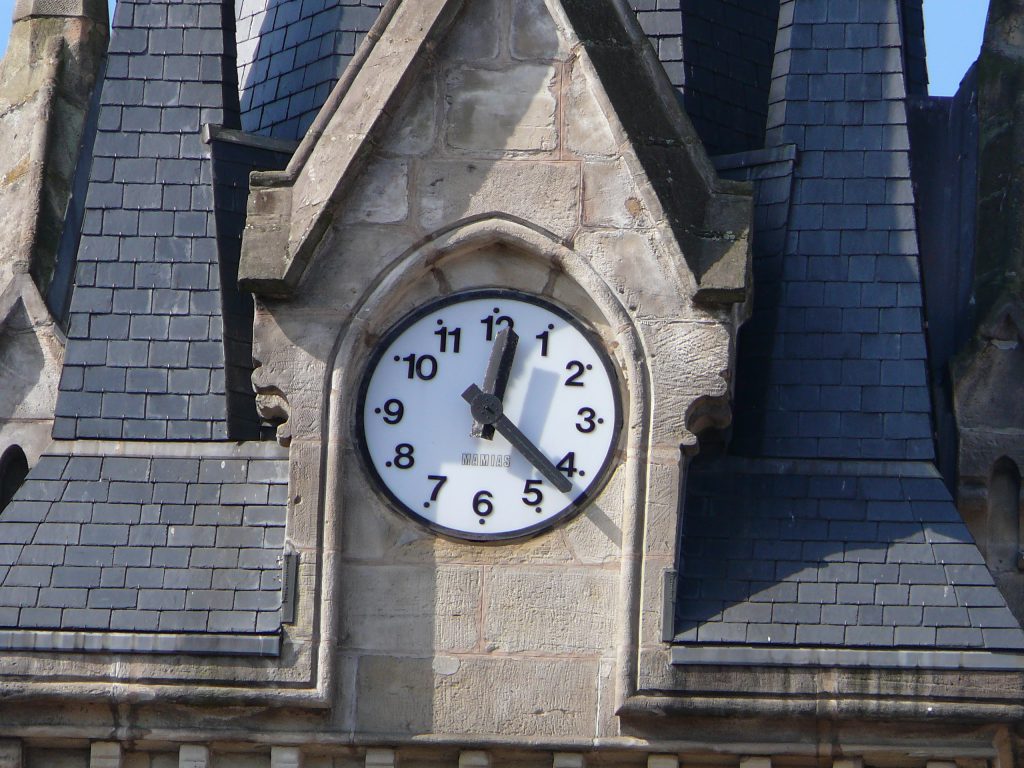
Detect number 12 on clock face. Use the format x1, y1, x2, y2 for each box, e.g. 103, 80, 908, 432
357, 290, 622, 541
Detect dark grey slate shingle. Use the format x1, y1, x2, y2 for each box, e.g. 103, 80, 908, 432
677, 458, 1024, 651
729, 0, 934, 461
0, 452, 287, 635
53, 0, 246, 441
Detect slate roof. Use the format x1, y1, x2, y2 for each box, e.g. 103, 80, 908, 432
678, 458, 1024, 650
52, 0, 246, 442
730, 0, 934, 462
0, 451, 287, 634
0, 0, 291, 648
675, 0, 1024, 657
235, 0, 773, 156
237, 0, 384, 140
669, 0, 780, 155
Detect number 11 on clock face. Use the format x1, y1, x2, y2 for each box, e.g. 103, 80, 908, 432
357, 290, 621, 541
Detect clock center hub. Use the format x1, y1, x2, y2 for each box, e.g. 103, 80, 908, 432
467, 391, 503, 425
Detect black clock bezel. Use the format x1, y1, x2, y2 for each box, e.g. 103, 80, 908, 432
354, 288, 624, 543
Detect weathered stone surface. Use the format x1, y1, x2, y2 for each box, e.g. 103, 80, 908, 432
270, 748, 303, 768
0, 8, 107, 290
511, 0, 564, 61
355, 655, 599, 736
418, 161, 580, 236
440, 0, 500, 62
339, 565, 481, 653
234, 0, 748, 744
382, 76, 439, 158
0, 742, 21, 768
13, 0, 106, 20
25, 751, 86, 768
341, 161, 410, 225
445, 66, 559, 153
582, 160, 651, 228
483, 568, 617, 654
178, 746, 208, 768
90, 743, 121, 768
565, 58, 618, 158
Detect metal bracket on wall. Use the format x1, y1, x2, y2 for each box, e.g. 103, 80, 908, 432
661, 569, 677, 643
281, 549, 299, 625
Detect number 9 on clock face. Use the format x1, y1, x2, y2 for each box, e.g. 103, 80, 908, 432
356, 290, 622, 541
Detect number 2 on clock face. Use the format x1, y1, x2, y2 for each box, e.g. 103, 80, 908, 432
357, 290, 622, 541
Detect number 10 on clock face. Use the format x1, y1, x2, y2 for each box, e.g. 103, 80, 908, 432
357, 291, 622, 541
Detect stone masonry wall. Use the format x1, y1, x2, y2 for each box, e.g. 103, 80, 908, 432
246, 0, 740, 740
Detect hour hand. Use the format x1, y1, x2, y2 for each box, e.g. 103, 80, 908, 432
462, 384, 572, 493
472, 327, 518, 440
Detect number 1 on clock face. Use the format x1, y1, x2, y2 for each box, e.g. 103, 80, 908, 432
358, 291, 621, 541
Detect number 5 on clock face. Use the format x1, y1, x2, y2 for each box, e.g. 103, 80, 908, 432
356, 290, 623, 542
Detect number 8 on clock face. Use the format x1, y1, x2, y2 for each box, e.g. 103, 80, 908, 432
356, 290, 623, 541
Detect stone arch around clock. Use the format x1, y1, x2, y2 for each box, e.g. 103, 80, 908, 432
312, 212, 741, 720
323, 215, 650, 544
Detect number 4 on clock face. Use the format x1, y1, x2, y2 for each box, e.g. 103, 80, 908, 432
357, 289, 622, 542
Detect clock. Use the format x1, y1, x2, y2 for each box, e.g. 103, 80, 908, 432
356, 289, 622, 541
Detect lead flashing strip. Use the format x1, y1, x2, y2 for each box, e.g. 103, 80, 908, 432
711, 144, 798, 173
202, 124, 301, 155
0, 630, 281, 657
671, 645, 1024, 671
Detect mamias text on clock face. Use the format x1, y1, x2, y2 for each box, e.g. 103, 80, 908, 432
357, 290, 622, 541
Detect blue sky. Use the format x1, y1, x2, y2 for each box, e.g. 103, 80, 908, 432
0, 1, 993, 99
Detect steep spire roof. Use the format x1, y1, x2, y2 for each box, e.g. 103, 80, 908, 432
52, 0, 243, 441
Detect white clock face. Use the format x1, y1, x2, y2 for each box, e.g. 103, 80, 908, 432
357, 290, 622, 541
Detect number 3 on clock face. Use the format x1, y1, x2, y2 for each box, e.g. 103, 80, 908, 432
356, 289, 623, 541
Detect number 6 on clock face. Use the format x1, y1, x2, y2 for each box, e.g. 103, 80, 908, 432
356, 289, 623, 541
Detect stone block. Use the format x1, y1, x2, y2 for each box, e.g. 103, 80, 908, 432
439, 0, 500, 62
740, 759, 771, 768
0, 741, 22, 768
511, 0, 564, 61
340, 160, 409, 225
355, 655, 598, 737
178, 746, 208, 768
832, 760, 863, 768
565, 58, 618, 157
364, 750, 395, 768
383, 75, 438, 157
561, 466, 625, 564
90, 743, 121, 768
270, 749, 302, 768
483, 567, 617, 653
339, 564, 481, 653
574, 231, 688, 323
552, 755, 584, 768
418, 161, 580, 238
445, 66, 558, 152
458, 754, 489, 768
437, 244, 552, 297
582, 160, 651, 228
23, 750, 86, 768
647, 756, 677, 768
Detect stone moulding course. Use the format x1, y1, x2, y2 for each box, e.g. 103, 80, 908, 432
0, 630, 281, 657
12, 0, 107, 21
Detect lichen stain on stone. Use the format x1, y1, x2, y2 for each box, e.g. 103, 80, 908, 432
0, 155, 31, 188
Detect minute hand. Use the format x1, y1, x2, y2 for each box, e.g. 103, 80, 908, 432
461, 384, 572, 493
